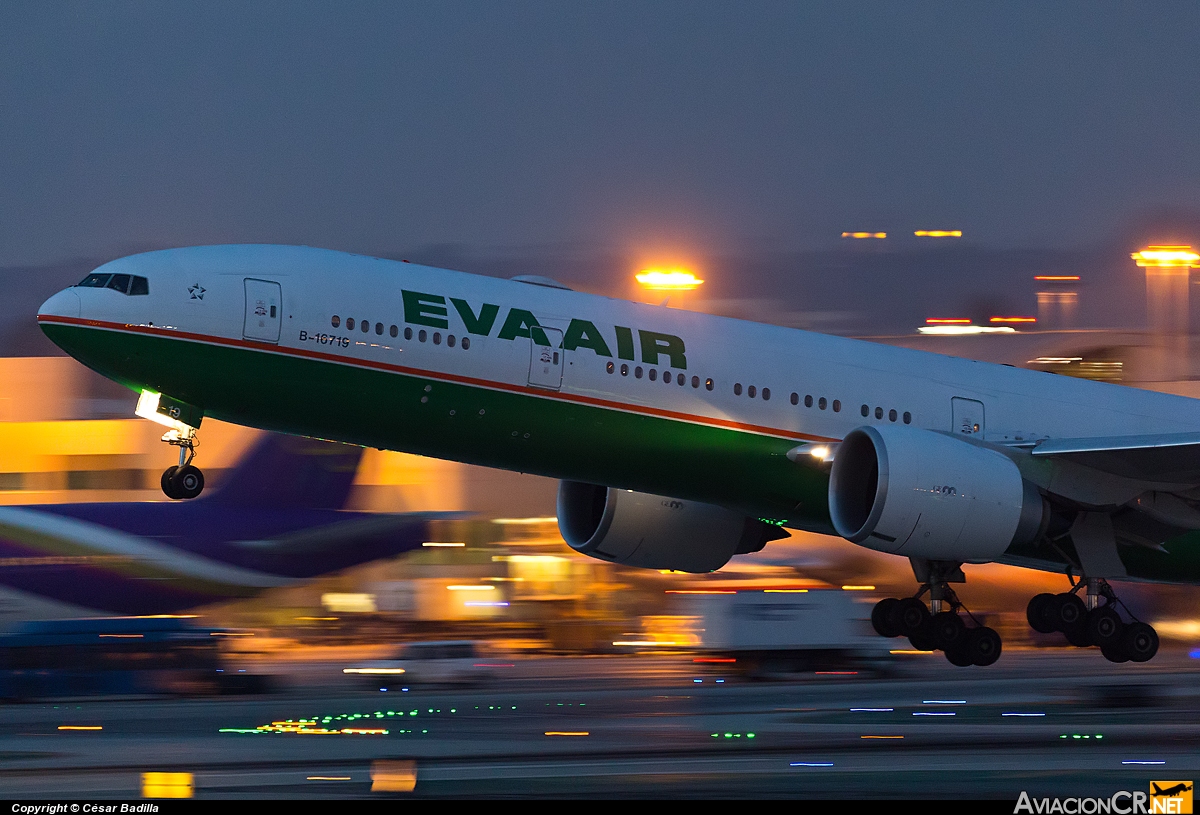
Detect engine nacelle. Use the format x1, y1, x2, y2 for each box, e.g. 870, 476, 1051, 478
557, 481, 784, 573
828, 425, 1047, 563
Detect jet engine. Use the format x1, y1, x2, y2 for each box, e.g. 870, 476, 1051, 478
828, 425, 1047, 562
557, 481, 786, 573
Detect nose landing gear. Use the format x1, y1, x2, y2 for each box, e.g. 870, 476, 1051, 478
159, 427, 204, 500
870, 559, 1003, 667
1026, 578, 1158, 663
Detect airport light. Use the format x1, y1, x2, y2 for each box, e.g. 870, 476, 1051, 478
989, 316, 1036, 324
1131, 246, 1200, 268
841, 232, 887, 239
635, 269, 704, 291
918, 325, 1017, 335
1034, 275, 1081, 281
914, 230, 962, 238
925, 318, 971, 325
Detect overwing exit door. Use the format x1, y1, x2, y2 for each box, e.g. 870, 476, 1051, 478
243, 279, 282, 343
528, 328, 564, 390
952, 397, 985, 438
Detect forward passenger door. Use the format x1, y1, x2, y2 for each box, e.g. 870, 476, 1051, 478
243, 279, 282, 343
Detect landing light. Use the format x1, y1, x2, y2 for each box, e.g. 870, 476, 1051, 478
135, 390, 195, 434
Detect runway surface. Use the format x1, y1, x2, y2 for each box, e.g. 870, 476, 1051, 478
1, 648, 1198, 798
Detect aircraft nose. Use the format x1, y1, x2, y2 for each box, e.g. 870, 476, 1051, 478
38, 289, 81, 320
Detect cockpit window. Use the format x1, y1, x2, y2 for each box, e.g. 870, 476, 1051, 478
75, 272, 149, 295
77, 273, 111, 288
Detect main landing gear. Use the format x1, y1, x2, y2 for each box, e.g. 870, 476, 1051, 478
1026, 578, 1158, 663
871, 560, 1002, 667
159, 427, 204, 500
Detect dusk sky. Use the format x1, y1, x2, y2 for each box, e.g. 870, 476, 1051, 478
2, 2, 1199, 270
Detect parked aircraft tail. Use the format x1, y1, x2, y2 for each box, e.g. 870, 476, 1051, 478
204, 433, 364, 510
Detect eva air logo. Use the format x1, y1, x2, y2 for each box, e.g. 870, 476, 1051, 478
1151, 782, 1193, 814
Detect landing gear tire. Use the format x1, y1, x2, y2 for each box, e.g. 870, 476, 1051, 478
1026, 593, 1058, 634
945, 646, 975, 667
161, 466, 182, 500
871, 598, 901, 638
1052, 592, 1086, 631
1101, 643, 1130, 664
894, 597, 930, 638
1064, 624, 1092, 648
931, 611, 968, 652
908, 629, 938, 652
964, 627, 1002, 667
1086, 606, 1124, 648
1123, 622, 1159, 663
170, 465, 204, 500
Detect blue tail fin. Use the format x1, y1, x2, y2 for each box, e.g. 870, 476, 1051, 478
205, 433, 364, 510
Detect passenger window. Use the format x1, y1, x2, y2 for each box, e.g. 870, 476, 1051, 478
875, 407, 883, 419
790, 392, 798, 405
804, 395, 813, 408
635, 367, 643, 379
648, 369, 657, 381
332, 315, 341, 328
404, 327, 413, 340
861, 404, 869, 417
677, 373, 685, 387
748, 385, 757, 398
448, 334, 456, 347
620, 364, 628, 376
663, 371, 672, 384
433, 332, 441, 345
419, 330, 427, 342
692, 376, 700, 388
129, 276, 149, 296
705, 378, 714, 391
361, 320, 370, 333
376, 322, 384, 335
390, 325, 398, 337
734, 383, 743, 396
762, 388, 770, 400
347, 318, 356, 330
106, 274, 131, 294
889, 409, 898, 422
607, 361, 615, 374
833, 400, 841, 412
903, 411, 912, 424
461, 337, 471, 350
818, 397, 827, 410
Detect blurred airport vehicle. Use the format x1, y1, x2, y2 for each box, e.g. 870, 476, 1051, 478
344, 640, 494, 687
0, 616, 259, 699
35, 244, 1200, 670
0, 432, 441, 614
679, 588, 888, 676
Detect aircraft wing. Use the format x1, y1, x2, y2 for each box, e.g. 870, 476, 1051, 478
1031, 432, 1200, 484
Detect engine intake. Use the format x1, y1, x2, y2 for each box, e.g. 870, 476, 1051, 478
828, 425, 1046, 562
557, 481, 785, 573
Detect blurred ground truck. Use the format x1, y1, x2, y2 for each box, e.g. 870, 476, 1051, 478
679, 588, 891, 678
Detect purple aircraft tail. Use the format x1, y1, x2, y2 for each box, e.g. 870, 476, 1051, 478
204, 433, 365, 510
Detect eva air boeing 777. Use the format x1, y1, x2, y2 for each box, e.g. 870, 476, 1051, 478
36, 245, 1200, 666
